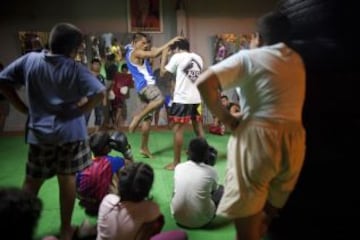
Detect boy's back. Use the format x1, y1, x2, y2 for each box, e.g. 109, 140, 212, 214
0, 51, 104, 144
0, 22, 107, 240
171, 160, 218, 228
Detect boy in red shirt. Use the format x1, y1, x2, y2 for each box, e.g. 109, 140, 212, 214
112, 64, 133, 129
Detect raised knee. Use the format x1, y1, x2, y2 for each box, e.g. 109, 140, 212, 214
155, 97, 164, 107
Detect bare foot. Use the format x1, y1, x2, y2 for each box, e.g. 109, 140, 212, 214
129, 115, 142, 133
140, 149, 153, 158
164, 162, 178, 170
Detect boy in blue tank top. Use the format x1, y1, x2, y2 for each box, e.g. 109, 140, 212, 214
125, 32, 181, 157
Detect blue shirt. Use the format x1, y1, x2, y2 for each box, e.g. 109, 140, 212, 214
106, 156, 125, 173
0, 51, 106, 144
125, 47, 156, 92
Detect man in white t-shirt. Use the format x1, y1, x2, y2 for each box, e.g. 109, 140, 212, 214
197, 12, 306, 240
171, 137, 223, 228
160, 38, 205, 170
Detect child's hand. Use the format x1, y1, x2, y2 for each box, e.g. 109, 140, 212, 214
76, 97, 88, 107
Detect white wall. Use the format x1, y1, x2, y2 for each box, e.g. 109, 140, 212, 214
0, 0, 278, 132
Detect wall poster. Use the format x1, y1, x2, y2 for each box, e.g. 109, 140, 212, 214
128, 0, 163, 33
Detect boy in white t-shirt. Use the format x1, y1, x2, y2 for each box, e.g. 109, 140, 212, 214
197, 12, 306, 240
171, 137, 223, 228
160, 38, 205, 170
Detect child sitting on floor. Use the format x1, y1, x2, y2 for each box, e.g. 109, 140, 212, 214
171, 137, 224, 228
76, 130, 133, 216
97, 162, 188, 240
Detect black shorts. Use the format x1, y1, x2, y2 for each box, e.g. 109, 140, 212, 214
168, 103, 202, 124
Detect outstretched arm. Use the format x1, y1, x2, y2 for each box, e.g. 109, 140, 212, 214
133, 36, 182, 59
159, 46, 170, 77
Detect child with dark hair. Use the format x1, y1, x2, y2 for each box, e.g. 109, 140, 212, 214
103, 52, 118, 129
85, 58, 107, 131
97, 162, 188, 240
160, 38, 205, 170
169, 38, 190, 52
171, 137, 223, 228
112, 63, 133, 129
76, 130, 133, 216
97, 162, 160, 239
0, 187, 43, 240
0, 22, 106, 240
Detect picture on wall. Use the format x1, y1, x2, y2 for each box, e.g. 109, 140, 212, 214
213, 33, 252, 64
212, 33, 253, 104
18, 31, 49, 55
128, 0, 163, 33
